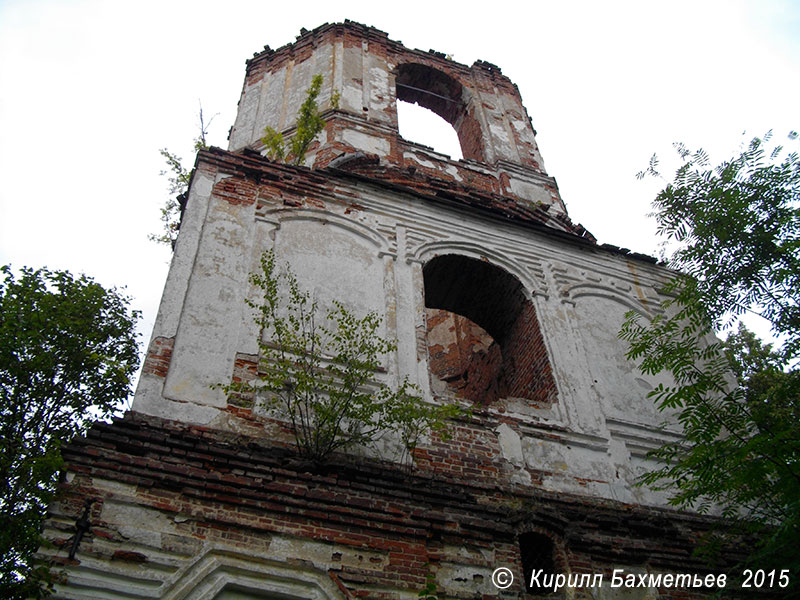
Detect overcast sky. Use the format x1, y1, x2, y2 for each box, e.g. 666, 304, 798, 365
1, 0, 798, 375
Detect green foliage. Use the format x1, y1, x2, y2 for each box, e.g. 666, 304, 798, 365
418, 573, 440, 600
149, 148, 190, 247
0, 266, 140, 597
260, 127, 286, 162
637, 131, 800, 359
262, 74, 339, 166
622, 132, 800, 592
150, 104, 216, 247
220, 251, 463, 465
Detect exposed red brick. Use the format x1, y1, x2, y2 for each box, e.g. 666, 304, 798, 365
501, 296, 558, 406
213, 176, 258, 206
46, 414, 750, 599
424, 255, 558, 407
195, 147, 600, 247
111, 550, 147, 563
141, 336, 174, 378
426, 309, 503, 404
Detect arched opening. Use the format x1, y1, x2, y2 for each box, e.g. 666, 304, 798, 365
397, 100, 462, 159
395, 63, 483, 162
423, 255, 557, 405
519, 532, 557, 596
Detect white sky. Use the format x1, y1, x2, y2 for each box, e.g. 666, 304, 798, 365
1, 0, 799, 374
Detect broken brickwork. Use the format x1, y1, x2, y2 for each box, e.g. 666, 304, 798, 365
44, 414, 744, 599
230, 21, 569, 217
423, 254, 557, 407
141, 336, 173, 378
426, 308, 504, 404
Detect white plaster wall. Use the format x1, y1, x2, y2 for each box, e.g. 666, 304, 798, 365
274, 218, 386, 331
134, 158, 686, 508
573, 295, 668, 428
230, 44, 342, 153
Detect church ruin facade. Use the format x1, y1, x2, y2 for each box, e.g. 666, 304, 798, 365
41, 22, 740, 599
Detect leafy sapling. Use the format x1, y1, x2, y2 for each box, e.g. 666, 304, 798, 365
262, 74, 339, 165
220, 250, 463, 466
151, 104, 218, 247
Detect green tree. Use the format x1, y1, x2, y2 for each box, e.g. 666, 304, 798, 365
150, 104, 216, 247
620, 132, 800, 591
220, 251, 463, 466
262, 74, 338, 165
0, 266, 140, 598
418, 573, 441, 600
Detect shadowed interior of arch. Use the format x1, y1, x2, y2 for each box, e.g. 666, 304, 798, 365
422, 255, 557, 405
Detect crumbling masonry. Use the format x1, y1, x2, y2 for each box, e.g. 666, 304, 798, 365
41, 22, 746, 599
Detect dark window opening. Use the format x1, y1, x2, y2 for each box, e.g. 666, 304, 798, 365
395, 63, 483, 162
519, 532, 556, 596
423, 255, 557, 405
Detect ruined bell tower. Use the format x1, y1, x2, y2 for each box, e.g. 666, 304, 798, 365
42, 22, 738, 599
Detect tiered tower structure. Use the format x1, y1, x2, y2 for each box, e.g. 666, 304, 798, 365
42, 22, 738, 599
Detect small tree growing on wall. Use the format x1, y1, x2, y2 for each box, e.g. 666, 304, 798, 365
152, 76, 333, 248
220, 250, 463, 465
151, 104, 217, 248
262, 74, 338, 166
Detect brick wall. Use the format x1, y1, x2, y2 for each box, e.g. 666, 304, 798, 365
425, 309, 504, 404
501, 298, 558, 407
42, 414, 745, 599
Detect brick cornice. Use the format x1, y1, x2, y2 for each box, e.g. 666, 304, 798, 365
60, 413, 745, 570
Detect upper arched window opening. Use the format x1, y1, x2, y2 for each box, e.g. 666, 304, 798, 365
395, 63, 483, 162
397, 101, 462, 160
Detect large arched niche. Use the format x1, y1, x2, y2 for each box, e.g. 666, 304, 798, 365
422, 254, 556, 406
571, 292, 670, 426
394, 63, 484, 162
271, 215, 386, 319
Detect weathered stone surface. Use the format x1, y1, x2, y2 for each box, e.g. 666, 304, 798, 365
43, 415, 743, 599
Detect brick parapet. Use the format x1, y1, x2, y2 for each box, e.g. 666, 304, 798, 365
194, 146, 608, 254
45, 414, 747, 599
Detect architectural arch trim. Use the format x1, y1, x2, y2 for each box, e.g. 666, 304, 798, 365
162, 549, 348, 600
564, 283, 655, 317
411, 240, 545, 297
258, 207, 391, 255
